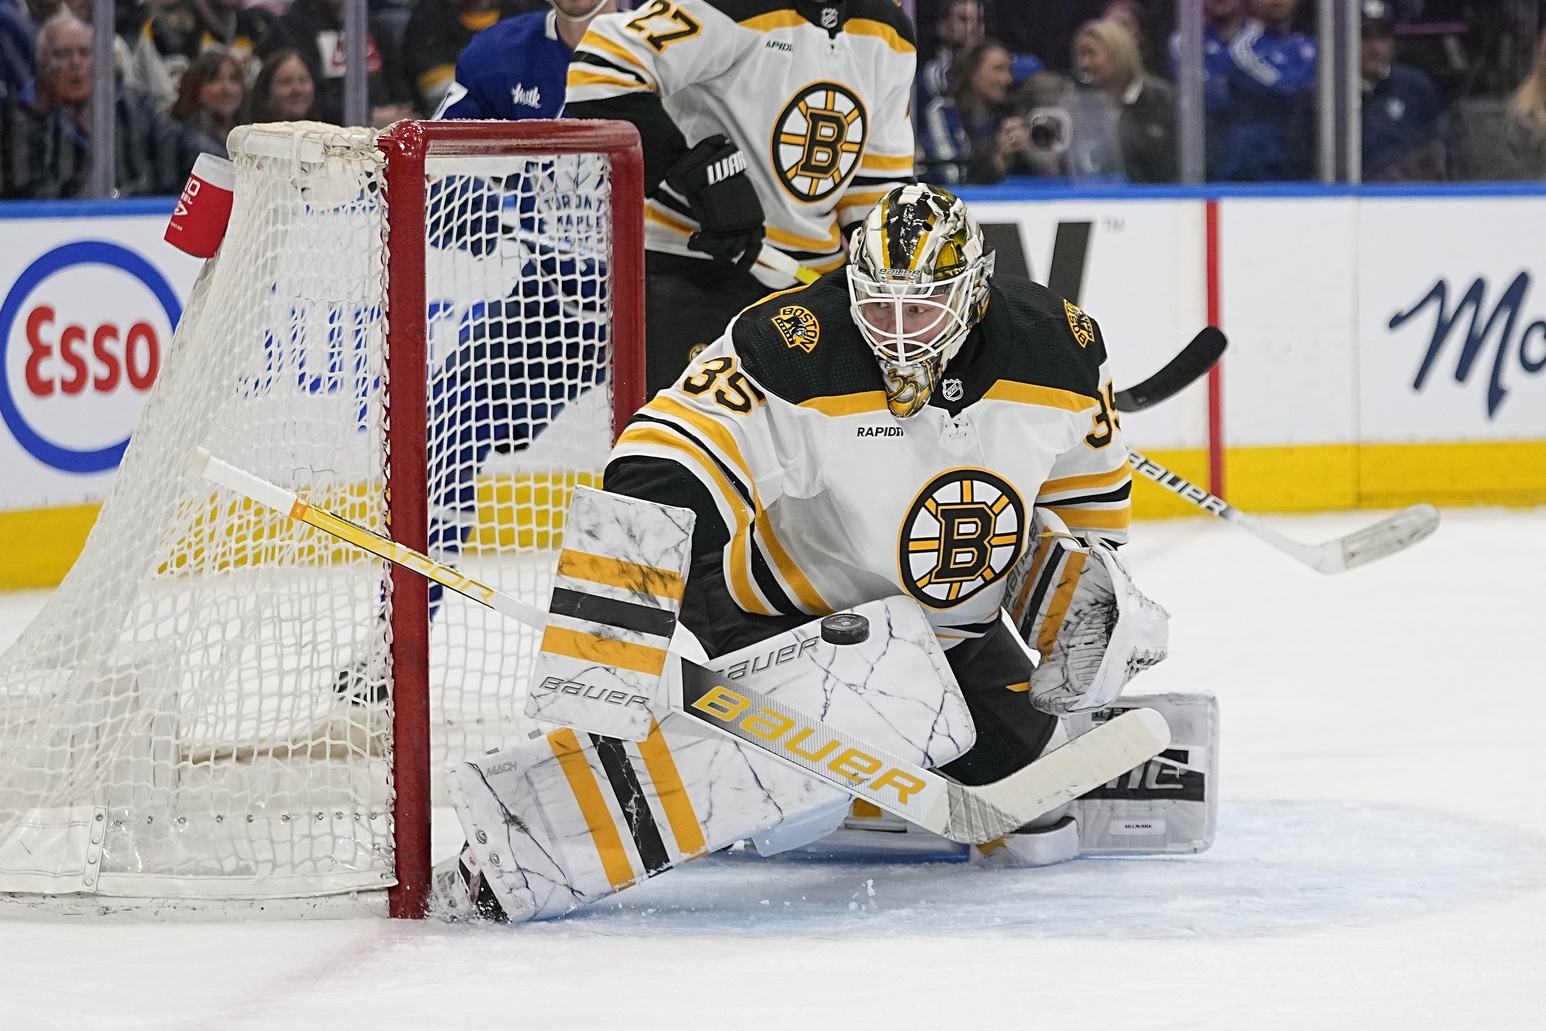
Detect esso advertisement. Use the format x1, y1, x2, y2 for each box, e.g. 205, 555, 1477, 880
1, 242, 178, 472
0, 214, 201, 510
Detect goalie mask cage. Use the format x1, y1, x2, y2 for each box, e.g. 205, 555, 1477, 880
0, 121, 645, 918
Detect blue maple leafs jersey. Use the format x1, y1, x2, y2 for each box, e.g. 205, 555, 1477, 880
435, 9, 570, 120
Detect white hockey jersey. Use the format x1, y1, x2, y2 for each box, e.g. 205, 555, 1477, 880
565, 0, 916, 287
605, 273, 1134, 647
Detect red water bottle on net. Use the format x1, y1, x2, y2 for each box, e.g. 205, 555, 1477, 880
165, 153, 236, 259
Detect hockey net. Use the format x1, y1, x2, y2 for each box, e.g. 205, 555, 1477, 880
0, 121, 644, 915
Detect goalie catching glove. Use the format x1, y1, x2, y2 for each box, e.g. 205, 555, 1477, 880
661, 134, 766, 271
1005, 509, 1170, 715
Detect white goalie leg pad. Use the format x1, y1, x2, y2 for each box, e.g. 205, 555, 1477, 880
1004, 508, 1170, 715
448, 595, 976, 920
1067, 692, 1219, 854
526, 486, 695, 741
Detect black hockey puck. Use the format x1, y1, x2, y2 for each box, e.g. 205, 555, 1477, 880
820, 613, 869, 645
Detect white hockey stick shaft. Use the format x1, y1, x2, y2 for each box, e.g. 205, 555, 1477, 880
755, 242, 820, 284
190, 447, 1169, 843
1127, 450, 1440, 573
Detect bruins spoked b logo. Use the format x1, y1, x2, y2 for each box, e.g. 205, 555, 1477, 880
899, 470, 1025, 607
772, 82, 867, 202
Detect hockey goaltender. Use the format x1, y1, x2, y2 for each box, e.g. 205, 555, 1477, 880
434, 184, 1210, 922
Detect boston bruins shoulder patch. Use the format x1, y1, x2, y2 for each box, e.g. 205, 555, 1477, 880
1064, 299, 1095, 348
772, 305, 820, 352
898, 469, 1025, 608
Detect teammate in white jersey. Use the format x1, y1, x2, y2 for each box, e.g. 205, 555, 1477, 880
603, 183, 1159, 795
564, 0, 917, 393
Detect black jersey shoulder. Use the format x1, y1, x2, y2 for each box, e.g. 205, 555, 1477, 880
704, 0, 916, 45
946, 276, 1109, 405
728, 270, 887, 404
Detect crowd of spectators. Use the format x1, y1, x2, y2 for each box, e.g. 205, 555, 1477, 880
1, 0, 1546, 198
0, 0, 550, 198
913, 0, 1546, 187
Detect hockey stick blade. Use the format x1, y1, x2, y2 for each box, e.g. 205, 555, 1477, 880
1114, 327, 1227, 413
1129, 450, 1441, 573
193, 447, 1171, 843
1335, 503, 1440, 571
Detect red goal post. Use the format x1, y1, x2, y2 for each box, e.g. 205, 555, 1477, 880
381, 121, 646, 917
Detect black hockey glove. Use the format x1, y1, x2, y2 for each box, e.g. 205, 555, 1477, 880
662, 134, 766, 272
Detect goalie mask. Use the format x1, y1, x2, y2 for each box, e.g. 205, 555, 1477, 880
847, 184, 993, 418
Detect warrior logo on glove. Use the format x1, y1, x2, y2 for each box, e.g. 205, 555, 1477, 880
773, 82, 867, 201
899, 469, 1025, 607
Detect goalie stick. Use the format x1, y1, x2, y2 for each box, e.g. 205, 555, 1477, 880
1113, 326, 1228, 413
1128, 450, 1440, 573
189, 447, 1170, 844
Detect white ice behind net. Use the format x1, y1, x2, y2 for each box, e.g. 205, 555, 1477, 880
0, 123, 617, 901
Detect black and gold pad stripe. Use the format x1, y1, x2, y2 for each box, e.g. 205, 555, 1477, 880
549, 587, 679, 639
589, 734, 672, 875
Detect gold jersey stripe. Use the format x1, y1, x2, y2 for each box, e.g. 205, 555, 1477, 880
580, 34, 657, 84
737, 9, 805, 32
647, 394, 757, 488
645, 397, 831, 614
416, 64, 455, 93
542, 625, 668, 676
765, 221, 842, 253
1004, 681, 1030, 693
556, 549, 685, 602
982, 381, 1100, 413
845, 17, 916, 54
636, 719, 709, 858
645, 204, 696, 235
1036, 551, 1087, 658
566, 67, 651, 93
798, 391, 890, 416
1037, 462, 1134, 498
616, 423, 775, 615
858, 151, 914, 172
549, 729, 637, 891
1047, 505, 1133, 530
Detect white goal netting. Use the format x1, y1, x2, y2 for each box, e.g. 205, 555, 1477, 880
0, 123, 632, 903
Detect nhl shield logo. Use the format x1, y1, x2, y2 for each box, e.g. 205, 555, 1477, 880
772, 82, 867, 202
942, 378, 963, 401
772, 304, 821, 352
898, 469, 1025, 607
1064, 299, 1095, 348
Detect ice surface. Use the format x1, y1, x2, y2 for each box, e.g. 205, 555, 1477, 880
1, 509, 1543, 1030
